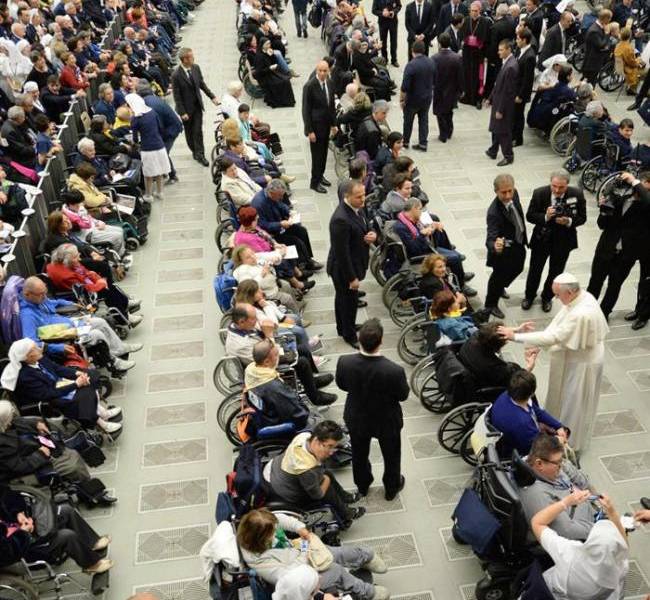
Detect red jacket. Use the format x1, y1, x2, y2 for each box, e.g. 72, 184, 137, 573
46, 262, 107, 293
59, 65, 89, 90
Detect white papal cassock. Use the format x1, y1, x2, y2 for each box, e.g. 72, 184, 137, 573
514, 290, 609, 451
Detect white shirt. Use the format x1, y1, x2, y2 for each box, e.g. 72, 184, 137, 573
221, 93, 241, 119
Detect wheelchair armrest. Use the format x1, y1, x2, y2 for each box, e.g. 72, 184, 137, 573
257, 423, 296, 438
409, 254, 428, 264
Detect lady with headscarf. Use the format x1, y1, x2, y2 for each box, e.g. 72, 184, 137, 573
253, 37, 296, 108
0, 338, 121, 434
0, 39, 33, 93
531, 489, 629, 599
460, 1, 491, 108
125, 92, 170, 202
527, 65, 577, 134
272, 565, 336, 600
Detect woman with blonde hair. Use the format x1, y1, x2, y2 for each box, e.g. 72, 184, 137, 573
614, 27, 644, 94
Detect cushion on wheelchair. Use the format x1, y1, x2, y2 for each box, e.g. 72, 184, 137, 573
511, 450, 537, 488
452, 488, 501, 554
257, 423, 296, 438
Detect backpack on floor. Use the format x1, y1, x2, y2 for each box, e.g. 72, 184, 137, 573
225, 443, 266, 517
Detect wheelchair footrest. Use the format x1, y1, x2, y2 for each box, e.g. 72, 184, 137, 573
91, 571, 109, 595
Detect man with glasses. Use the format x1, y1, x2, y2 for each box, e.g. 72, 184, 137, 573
268, 420, 366, 528
518, 434, 597, 540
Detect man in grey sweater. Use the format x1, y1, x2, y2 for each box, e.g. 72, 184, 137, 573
518, 434, 597, 541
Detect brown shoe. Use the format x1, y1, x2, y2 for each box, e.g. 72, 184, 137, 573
92, 536, 111, 551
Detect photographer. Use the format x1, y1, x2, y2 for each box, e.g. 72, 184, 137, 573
587, 171, 650, 328
521, 170, 586, 313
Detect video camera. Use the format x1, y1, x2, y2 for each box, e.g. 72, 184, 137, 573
598, 175, 635, 216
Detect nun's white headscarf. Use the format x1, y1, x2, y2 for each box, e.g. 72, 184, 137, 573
272, 565, 319, 600
125, 93, 151, 117
1, 338, 37, 391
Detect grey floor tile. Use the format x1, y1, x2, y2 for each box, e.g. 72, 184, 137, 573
135, 523, 210, 563
627, 368, 650, 391
439, 528, 476, 561
132, 578, 209, 600
408, 433, 453, 460
159, 247, 204, 261
154, 290, 204, 307
607, 336, 650, 358
625, 560, 650, 597
160, 228, 204, 242
599, 451, 650, 482
423, 475, 471, 507
147, 369, 205, 393
593, 410, 646, 438
355, 485, 405, 514
145, 401, 207, 427
142, 438, 208, 467
344, 533, 422, 570
152, 313, 204, 333
139, 478, 209, 512
150, 341, 205, 361
157, 267, 205, 283
393, 592, 435, 600
90, 445, 119, 475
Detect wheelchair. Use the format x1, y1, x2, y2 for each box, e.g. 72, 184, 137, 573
597, 56, 625, 93
548, 107, 581, 157
0, 485, 110, 600
580, 136, 632, 193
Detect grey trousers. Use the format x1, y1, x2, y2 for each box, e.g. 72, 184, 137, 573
86, 316, 127, 356
52, 447, 91, 482
320, 545, 375, 598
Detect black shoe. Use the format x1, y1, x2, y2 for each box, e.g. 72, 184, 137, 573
350, 506, 366, 520
165, 175, 179, 185
412, 143, 427, 151
501, 290, 510, 299
485, 150, 497, 160
307, 260, 324, 271
358, 290, 366, 298
626, 88, 637, 96
320, 176, 332, 186
357, 299, 368, 307
497, 157, 513, 166
345, 491, 362, 504
297, 29, 302, 37
521, 298, 533, 310
391, 60, 399, 67
385, 475, 405, 501
542, 300, 553, 313
464, 271, 475, 282
357, 487, 369, 497
343, 336, 360, 349
311, 184, 327, 193
624, 310, 638, 321
98, 493, 118, 506
476, 100, 482, 110
314, 373, 334, 388
632, 319, 648, 330
641, 497, 650, 510
627, 102, 640, 111
403, 142, 409, 149
314, 391, 337, 405
462, 285, 477, 297
354, 324, 362, 331
438, 136, 447, 143
512, 140, 523, 147
302, 280, 316, 291
303, 28, 308, 37
199, 156, 209, 166
298, 269, 314, 280
489, 306, 505, 319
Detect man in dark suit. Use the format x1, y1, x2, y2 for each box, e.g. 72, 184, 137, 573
302, 60, 337, 194
582, 9, 612, 85
484, 4, 516, 99
372, 0, 402, 66
405, 0, 435, 60
522, 170, 586, 312
484, 173, 528, 318
588, 171, 650, 326
443, 13, 465, 53
522, 0, 543, 47
171, 48, 219, 167
432, 32, 464, 142
336, 318, 409, 501
513, 28, 536, 147
355, 100, 389, 160
400, 40, 435, 150
486, 39, 518, 166
538, 11, 574, 68
327, 180, 376, 348
437, 0, 468, 39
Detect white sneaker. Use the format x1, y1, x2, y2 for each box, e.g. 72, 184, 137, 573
128, 314, 143, 327
363, 554, 388, 574
313, 355, 328, 368
123, 342, 143, 353
143, 195, 154, 203
113, 357, 135, 371
128, 298, 142, 311
372, 586, 390, 600
153, 192, 164, 201
98, 419, 122, 434
105, 406, 122, 420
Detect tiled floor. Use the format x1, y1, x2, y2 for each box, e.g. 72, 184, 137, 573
78, 0, 650, 598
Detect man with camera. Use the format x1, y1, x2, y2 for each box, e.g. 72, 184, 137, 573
521, 170, 586, 313
587, 171, 650, 329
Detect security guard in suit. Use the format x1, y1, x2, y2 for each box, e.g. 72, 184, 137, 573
372, 0, 402, 66
522, 170, 586, 312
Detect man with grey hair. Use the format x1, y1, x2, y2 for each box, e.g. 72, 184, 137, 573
499, 273, 609, 451
521, 169, 586, 312
340, 82, 359, 112
1, 106, 35, 168
171, 47, 219, 166
355, 100, 389, 160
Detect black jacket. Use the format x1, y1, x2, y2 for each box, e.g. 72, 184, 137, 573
405, 0, 435, 42
302, 76, 336, 136
394, 219, 432, 257
327, 202, 370, 283
516, 46, 537, 102
485, 192, 528, 267
247, 379, 309, 431
486, 17, 516, 63
171, 63, 215, 114
401, 53, 435, 106
437, 1, 468, 37
522, 8, 543, 46
355, 115, 383, 160
14, 356, 79, 410
0, 418, 51, 484
336, 353, 409, 434
372, 0, 402, 22
432, 48, 463, 114
583, 21, 610, 74
0, 120, 35, 166
458, 335, 520, 390
442, 24, 463, 53
538, 23, 565, 67
40, 88, 75, 124
594, 182, 650, 260
526, 185, 586, 252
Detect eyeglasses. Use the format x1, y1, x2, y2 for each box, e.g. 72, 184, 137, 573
539, 457, 563, 467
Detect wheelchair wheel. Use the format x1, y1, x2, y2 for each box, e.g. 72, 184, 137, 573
549, 116, 575, 156
568, 45, 584, 72
216, 200, 230, 225
125, 237, 140, 252
213, 356, 244, 395
331, 143, 350, 181
215, 221, 236, 253
437, 402, 489, 455
381, 271, 409, 309
409, 356, 436, 397
217, 392, 241, 431
0, 575, 39, 600
475, 575, 509, 600
98, 375, 113, 400
389, 294, 417, 327
419, 371, 452, 414
368, 247, 387, 286
243, 72, 264, 99
219, 313, 233, 345
580, 156, 607, 193
598, 63, 624, 92
238, 55, 247, 82
225, 409, 244, 446
397, 316, 429, 366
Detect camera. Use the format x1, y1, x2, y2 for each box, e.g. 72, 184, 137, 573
552, 196, 579, 220
599, 175, 635, 216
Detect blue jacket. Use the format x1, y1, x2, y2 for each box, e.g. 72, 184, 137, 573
251, 190, 290, 235
93, 99, 116, 125
19, 296, 75, 357
142, 91, 183, 143
393, 219, 431, 257
490, 391, 563, 457
131, 110, 166, 152
435, 315, 477, 342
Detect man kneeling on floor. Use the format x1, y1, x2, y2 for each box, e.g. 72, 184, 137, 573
266, 421, 366, 529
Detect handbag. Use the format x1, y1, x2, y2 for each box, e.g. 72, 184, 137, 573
291, 533, 334, 571
108, 152, 131, 173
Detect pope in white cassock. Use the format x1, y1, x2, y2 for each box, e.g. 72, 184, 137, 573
498, 273, 609, 452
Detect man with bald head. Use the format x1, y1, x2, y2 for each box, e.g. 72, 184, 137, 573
302, 60, 337, 194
